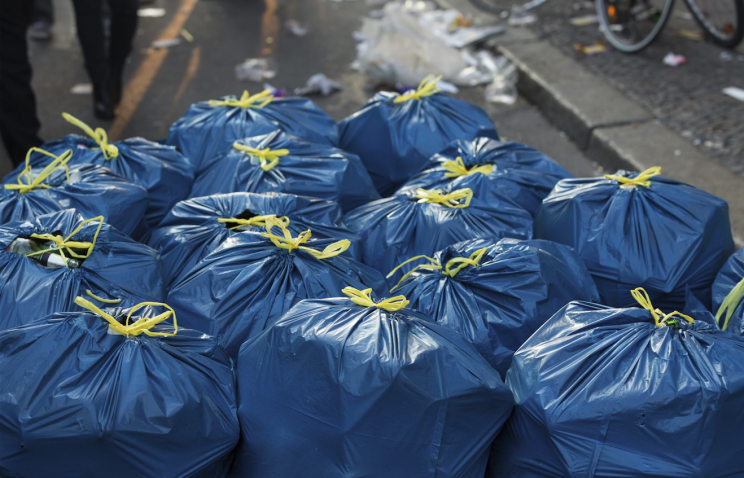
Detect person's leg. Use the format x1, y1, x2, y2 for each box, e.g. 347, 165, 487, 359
0, 0, 43, 166
71, 0, 114, 119
107, 0, 138, 106
29, 0, 55, 41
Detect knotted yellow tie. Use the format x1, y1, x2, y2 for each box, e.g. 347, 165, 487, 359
413, 188, 473, 208
25, 215, 104, 266
208, 90, 274, 109
442, 157, 493, 178
261, 218, 349, 260
387, 247, 489, 292
233, 143, 289, 171
394, 74, 442, 103
75, 297, 178, 337
342, 287, 410, 312
714, 277, 744, 332
218, 214, 290, 231
4, 148, 73, 194
62, 113, 119, 160
631, 287, 694, 328
605, 167, 661, 188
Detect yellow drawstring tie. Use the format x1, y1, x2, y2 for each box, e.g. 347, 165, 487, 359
62, 113, 119, 160
413, 188, 473, 208
218, 214, 290, 231
208, 90, 274, 109
605, 167, 661, 188
715, 276, 744, 331
631, 287, 694, 328
25, 216, 104, 266
342, 287, 410, 312
387, 247, 488, 292
74, 296, 177, 337
261, 218, 349, 260
86, 289, 122, 304
232, 143, 289, 172
394, 74, 442, 103
4, 148, 73, 194
442, 157, 493, 178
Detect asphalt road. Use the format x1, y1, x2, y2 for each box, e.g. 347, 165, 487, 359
0, 0, 599, 179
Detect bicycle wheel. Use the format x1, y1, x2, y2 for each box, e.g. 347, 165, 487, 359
684, 0, 744, 48
597, 0, 676, 52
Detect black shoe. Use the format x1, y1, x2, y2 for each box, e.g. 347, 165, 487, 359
93, 83, 115, 120
109, 66, 123, 107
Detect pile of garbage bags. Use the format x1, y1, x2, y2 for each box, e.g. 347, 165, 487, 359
1, 78, 743, 478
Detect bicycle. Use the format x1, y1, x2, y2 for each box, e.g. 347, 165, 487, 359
469, 0, 744, 52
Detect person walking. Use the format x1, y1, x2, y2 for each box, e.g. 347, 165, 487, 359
71, 0, 139, 119
28, 0, 54, 41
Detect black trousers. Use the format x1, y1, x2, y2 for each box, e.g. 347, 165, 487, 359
0, 0, 43, 166
71, 0, 138, 86
32, 0, 54, 24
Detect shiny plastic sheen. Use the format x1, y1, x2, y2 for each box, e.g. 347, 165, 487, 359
229, 297, 514, 478
712, 246, 744, 335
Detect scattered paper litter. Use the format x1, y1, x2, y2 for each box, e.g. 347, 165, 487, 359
285, 20, 310, 36
570, 14, 598, 26
70, 83, 92, 95
138, 8, 166, 18
152, 38, 181, 49
723, 87, 744, 102
662, 53, 686, 66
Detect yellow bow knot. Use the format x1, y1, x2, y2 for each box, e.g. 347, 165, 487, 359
605, 167, 661, 188
4, 148, 73, 194
261, 218, 349, 260
394, 74, 442, 103
714, 276, 744, 332
218, 214, 290, 230
413, 187, 473, 208
74, 297, 178, 337
209, 90, 274, 109
233, 143, 289, 171
62, 113, 119, 160
631, 287, 694, 328
342, 287, 410, 312
387, 247, 488, 292
442, 157, 493, 178
25, 216, 104, 266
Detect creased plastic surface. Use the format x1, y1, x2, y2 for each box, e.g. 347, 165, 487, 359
487, 300, 744, 478
344, 173, 533, 287
398, 137, 573, 215
167, 232, 388, 359
0, 163, 150, 241
0, 209, 164, 331
190, 129, 380, 212
149, 192, 363, 291
167, 95, 339, 171
534, 171, 734, 310
228, 296, 514, 478
338, 91, 498, 196
0, 311, 239, 478
17, 136, 194, 227
395, 238, 599, 375
712, 246, 744, 335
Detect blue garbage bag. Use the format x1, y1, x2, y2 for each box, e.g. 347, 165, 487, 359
712, 247, 744, 336
150, 192, 363, 291
167, 227, 388, 359
393, 238, 599, 376
0, 300, 239, 478
486, 290, 744, 478
1, 148, 150, 240
398, 137, 573, 216
190, 129, 380, 212
344, 173, 533, 287
0, 209, 164, 331
338, 77, 499, 196
10, 113, 194, 227
228, 288, 514, 478
167, 89, 339, 171
535, 167, 734, 310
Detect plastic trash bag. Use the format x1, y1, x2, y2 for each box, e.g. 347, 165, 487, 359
344, 173, 533, 287
17, 113, 194, 227
150, 192, 363, 291
167, 225, 388, 359
339, 76, 499, 196
0, 148, 150, 240
487, 290, 744, 478
228, 288, 514, 478
535, 167, 734, 310
712, 247, 744, 336
392, 238, 599, 376
398, 137, 573, 216
190, 129, 380, 212
0, 300, 239, 478
0, 209, 164, 331
167, 89, 339, 172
